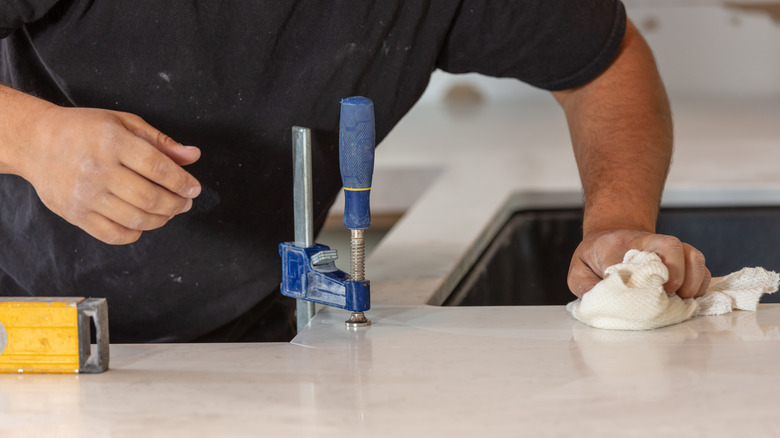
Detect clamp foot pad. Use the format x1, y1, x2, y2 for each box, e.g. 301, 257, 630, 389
345, 311, 371, 328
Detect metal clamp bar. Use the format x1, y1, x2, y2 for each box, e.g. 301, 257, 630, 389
292, 126, 314, 248
292, 126, 317, 331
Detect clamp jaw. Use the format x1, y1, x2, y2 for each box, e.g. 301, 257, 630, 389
278, 243, 370, 312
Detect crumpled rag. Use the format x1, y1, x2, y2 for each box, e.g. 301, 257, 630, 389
566, 250, 780, 330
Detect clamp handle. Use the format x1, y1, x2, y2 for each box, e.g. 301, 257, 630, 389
339, 96, 375, 230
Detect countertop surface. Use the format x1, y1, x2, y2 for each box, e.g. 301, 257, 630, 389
5, 306, 780, 437
4, 97, 780, 437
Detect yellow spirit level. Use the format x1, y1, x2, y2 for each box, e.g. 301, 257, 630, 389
0, 297, 109, 374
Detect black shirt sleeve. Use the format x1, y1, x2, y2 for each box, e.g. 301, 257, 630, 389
0, 0, 61, 38
436, 0, 627, 91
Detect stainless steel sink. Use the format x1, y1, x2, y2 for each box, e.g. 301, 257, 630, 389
443, 207, 780, 306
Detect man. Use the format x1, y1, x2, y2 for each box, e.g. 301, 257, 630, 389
0, 1, 709, 342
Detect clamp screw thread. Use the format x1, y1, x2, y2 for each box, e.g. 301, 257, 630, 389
350, 229, 365, 282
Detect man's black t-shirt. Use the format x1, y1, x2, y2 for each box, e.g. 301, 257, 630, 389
0, 1, 626, 342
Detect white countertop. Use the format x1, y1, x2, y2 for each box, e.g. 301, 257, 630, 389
4, 97, 780, 437
5, 306, 780, 437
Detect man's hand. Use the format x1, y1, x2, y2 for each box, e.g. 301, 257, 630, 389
567, 229, 711, 299
19, 105, 201, 245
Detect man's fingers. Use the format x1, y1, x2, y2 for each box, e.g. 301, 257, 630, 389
81, 211, 143, 246
678, 244, 710, 298
696, 266, 712, 298
117, 135, 201, 199
567, 258, 602, 298
169, 145, 201, 167
631, 234, 710, 298
108, 167, 192, 216
117, 112, 201, 166
630, 234, 685, 293
93, 193, 172, 232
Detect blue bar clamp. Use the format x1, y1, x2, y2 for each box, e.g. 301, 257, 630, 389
279, 97, 375, 327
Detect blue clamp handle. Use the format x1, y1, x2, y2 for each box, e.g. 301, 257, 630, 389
339, 96, 375, 230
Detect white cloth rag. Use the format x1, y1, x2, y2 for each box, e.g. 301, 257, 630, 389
566, 250, 780, 330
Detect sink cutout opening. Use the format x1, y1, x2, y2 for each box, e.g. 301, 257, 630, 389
443, 207, 780, 306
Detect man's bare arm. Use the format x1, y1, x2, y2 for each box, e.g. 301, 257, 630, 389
0, 84, 201, 244
553, 19, 711, 299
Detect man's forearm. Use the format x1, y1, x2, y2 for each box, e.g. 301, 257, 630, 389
553, 19, 672, 236
558, 19, 709, 300
0, 84, 56, 176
